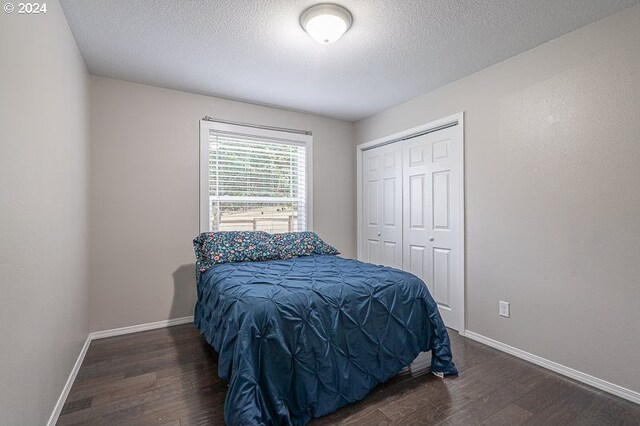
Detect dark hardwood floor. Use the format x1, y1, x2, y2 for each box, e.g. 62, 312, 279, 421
57, 324, 639, 425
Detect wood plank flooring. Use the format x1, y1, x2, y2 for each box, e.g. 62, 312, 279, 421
57, 324, 639, 425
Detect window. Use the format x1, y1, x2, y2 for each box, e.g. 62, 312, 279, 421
199, 119, 312, 233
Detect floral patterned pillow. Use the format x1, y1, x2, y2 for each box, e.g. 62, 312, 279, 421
193, 231, 275, 278
193, 231, 339, 278
271, 231, 340, 259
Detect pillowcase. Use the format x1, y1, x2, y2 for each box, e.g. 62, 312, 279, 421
192, 231, 340, 278
271, 231, 340, 259
193, 231, 274, 278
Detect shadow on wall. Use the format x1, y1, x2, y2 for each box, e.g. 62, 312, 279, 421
170, 263, 197, 321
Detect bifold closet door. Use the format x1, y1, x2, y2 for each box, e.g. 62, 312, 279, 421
402, 126, 462, 330
362, 144, 403, 269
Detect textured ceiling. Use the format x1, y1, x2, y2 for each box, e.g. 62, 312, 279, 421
60, 0, 639, 121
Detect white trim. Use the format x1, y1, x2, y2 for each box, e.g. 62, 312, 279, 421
201, 120, 312, 144
356, 144, 362, 260
307, 138, 314, 231
89, 316, 194, 340
46, 336, 91, 426
199, 119, 313, 234
199, 120, 211, 233
464, 330, 640, 405
48, 316, 195, 425
356, 112, 465, 334
456, 112, 465, 334
357, 112, 462, 151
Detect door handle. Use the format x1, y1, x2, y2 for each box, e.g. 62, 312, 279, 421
429, 237, 434, 242
377, 233, 382, 237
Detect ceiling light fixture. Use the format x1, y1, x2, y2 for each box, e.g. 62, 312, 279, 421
300, 3, 352, 44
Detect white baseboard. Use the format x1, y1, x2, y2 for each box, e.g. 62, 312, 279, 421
89, 316, 194, 340
47, 316, 194, 425
464, 330, 640, 405
47, 335, 91, 426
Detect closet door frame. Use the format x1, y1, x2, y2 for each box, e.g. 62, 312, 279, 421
356, 112, 465, 335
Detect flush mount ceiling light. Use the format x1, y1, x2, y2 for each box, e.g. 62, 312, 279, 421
300, 3, 352, 44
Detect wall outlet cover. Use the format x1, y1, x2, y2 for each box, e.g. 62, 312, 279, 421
499, 301, 510, 318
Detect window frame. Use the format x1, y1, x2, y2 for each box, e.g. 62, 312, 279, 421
199, 119, 313, 233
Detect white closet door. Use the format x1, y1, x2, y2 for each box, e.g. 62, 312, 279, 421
362, 144, 403, 268
402, 126, 462, 330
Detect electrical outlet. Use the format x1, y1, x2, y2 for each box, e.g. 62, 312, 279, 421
499, 301, 510, 318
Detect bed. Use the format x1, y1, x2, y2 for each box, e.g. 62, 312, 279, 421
194, 235, 457, 426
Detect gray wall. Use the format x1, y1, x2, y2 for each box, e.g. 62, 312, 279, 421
90, 76, 355, 332
355, 5, 640, 392
0, 1, 91, 424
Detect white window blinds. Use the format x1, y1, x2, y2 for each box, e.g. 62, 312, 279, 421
205, 130, 308, 233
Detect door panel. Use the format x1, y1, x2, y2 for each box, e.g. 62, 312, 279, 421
433, 247, 451, 308
367, 239, 380, 265
409, 175, 426, 229
383, 151, 396, 169
402, 126, 461, 330
383, 178, 397, 226
383, 241, 401, 269
366, 181, 379, 225
432, 139, 450, 161
432, 171, 450, 230
362, 151, 381, 265
362, 144, 402, 268
409, 244, 429, 292
409, 146, 425, 166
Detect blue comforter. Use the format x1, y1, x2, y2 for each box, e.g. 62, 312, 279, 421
195, 255, 457, 425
